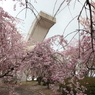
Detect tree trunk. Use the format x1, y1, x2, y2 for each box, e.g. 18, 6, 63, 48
32, 76, 34, 81
37, 76, 42, 85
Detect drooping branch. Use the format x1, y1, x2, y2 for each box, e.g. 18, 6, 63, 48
87, 0, 94, 52
0, 67, 14, 78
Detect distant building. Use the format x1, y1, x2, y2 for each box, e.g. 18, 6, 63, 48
26, 11, 56, 43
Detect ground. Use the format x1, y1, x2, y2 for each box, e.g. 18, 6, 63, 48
0, 81, 54, 95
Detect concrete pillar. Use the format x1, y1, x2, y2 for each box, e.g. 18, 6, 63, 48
26, 11, 56, 42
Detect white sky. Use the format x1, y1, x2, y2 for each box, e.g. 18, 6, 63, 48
0, 0, 85, 41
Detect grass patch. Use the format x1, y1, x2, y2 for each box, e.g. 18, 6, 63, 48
59, 77, 95, 95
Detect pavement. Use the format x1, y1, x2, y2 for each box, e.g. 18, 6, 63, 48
0, 81, 48, 95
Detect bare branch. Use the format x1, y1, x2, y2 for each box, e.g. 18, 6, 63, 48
54, 0, 65, 17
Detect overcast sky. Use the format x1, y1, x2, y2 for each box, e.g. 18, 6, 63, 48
0, 0, 85, 41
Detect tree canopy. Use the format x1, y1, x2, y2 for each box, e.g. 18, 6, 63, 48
0, 0, 95, 95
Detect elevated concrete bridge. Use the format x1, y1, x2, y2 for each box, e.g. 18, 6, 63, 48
26, 11, 56, 43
